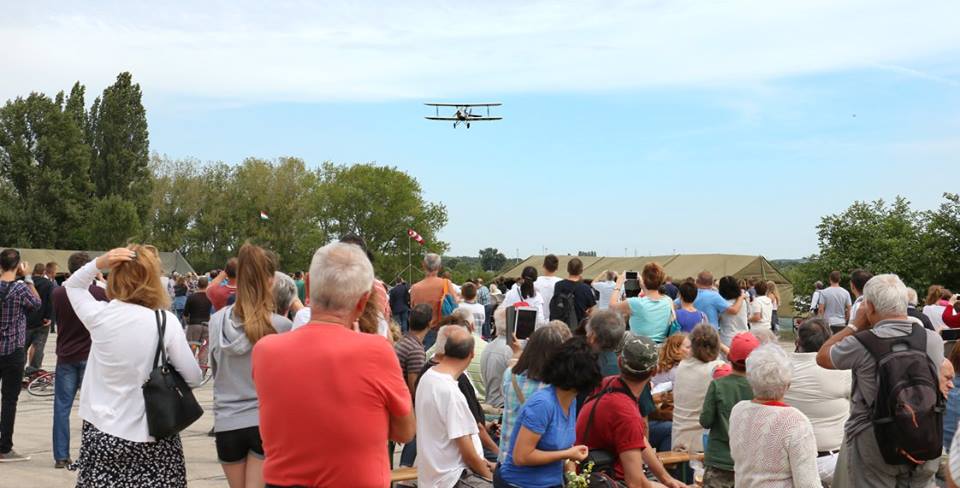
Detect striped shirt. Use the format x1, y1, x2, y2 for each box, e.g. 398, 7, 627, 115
0, 280, 40, 356
394, 334, 426, 380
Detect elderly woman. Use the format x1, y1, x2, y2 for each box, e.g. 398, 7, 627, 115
65, 246, 202, 487
671, 324, 725, 453
729, 344, 819, 487
272, 271, 302, 320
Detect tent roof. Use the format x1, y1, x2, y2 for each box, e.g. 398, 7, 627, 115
499, 254, 791, 285
12, 248, 195, 276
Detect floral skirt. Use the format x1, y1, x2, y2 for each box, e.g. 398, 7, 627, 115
70, 421, 187, 487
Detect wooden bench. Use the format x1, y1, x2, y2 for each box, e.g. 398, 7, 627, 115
390, 466, 417, 482
388, 451, 700, 483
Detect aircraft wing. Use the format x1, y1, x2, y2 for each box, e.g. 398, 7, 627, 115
424, 116, 502, 121
424, 102, 502, 107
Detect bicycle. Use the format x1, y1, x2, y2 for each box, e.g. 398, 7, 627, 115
26, 370, 56, 397
188, 337, 212, 386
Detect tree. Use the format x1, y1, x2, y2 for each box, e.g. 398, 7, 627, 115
83, 195, 142, 249
89, 72, 151, 221
479, 247, 507, 271
788, 195, 960, 303
924, 193, 960, 288
0, 91, 94, 248
315, 162, 448, 281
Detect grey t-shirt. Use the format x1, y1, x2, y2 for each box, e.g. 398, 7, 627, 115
830, 320, 943, 440
819, 286, 852, 325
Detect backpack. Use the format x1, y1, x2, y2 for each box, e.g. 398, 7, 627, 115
440, 280, 457, 318
854, 323, 944, 465
550, 287, 578, 330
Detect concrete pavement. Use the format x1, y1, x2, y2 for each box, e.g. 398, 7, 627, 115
4, 339, 224, 487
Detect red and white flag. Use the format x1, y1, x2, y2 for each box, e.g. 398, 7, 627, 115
259, 211, 269, 221
407, 229, 425, 246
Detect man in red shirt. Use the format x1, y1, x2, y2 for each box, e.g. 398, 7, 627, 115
576, 334, 682, 488
253, 242, 414, 488
206, 258, 238, 312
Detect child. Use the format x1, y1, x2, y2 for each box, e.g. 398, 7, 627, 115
699, 332, 761, 488
676, 280, 707, 333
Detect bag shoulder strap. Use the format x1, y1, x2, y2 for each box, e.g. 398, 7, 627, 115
854, 323, 926, 362
153, 310, 168, 369
512, 373, 525, 404
582, 380, 636, 444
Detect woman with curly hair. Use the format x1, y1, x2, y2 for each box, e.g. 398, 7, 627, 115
647, 333, 692, 452
496, 336, 602, 488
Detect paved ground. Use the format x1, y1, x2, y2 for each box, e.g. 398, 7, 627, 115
6, 339, 224, 487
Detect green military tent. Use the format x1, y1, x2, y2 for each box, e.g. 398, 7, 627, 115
499, 254, 795, 316
11, 248, 196, 276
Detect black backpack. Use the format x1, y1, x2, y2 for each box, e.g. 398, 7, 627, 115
854, 324, 944, 465
550, 287, 578, 330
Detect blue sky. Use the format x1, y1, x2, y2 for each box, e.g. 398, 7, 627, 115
4, 1, 959, 258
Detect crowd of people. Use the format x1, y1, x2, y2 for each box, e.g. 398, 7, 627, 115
2, 245, 960, 488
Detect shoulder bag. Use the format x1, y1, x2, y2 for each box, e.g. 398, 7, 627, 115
142, 310, 204, 439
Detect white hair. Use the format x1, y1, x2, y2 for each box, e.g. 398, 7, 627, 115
424, 253, 442, 272
433, 324, 467, 357
863, 273, 908, 317
750, 328, 778, 345
746, 344, 792, 400
273, 272, 298, 314
451, 308, 475, 331
309, 242, 374, 314
905, 287, 919, 306
493, 304, 508, 336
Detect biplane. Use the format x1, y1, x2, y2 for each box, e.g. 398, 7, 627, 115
424, 102, 502, 128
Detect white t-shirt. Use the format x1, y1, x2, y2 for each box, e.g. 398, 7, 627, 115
416, 368, 482, 488
534, 276, 562, 320
749, 295, 774, 329
783, 352, 852, 452
457, 302, 486, 329
502, 287, 547, 325
591, 281, 617, 311
849, 296, 864, 323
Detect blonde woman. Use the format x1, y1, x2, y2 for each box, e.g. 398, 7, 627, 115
65, 246, 201, 487
209, 243, 293, 488
766, 281, 781, 332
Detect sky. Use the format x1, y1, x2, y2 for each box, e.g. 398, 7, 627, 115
3, 0, 959, 259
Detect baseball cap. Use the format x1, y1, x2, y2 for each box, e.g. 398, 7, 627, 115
712, 363, 733, 379
728, 332, 761, 366
619, 333, 658, 375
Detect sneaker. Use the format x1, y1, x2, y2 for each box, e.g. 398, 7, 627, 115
54, 459, 71, 469
0, 450, 30, 462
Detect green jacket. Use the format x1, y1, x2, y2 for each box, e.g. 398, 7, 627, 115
699, 374, 753, 471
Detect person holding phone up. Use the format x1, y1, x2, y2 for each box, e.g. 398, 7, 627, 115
608, 263, 674, 344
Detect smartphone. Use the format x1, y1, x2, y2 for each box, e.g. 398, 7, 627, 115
515, 306, 537, 340
625, 271, 638, 280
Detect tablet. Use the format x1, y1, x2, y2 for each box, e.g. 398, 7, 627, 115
514, 306, 537, 340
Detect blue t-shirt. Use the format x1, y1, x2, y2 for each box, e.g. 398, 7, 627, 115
626, 296, 673, 343
499, 386, 576, 488
686, 289, 729, 327
675, 308, 706, 333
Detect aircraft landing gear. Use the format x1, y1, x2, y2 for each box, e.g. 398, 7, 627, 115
467, 123, 471, 128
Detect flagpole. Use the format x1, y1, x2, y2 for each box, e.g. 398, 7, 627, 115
408, 234, 412, 284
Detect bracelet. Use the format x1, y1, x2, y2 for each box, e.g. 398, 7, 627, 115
846, 324, 858, 333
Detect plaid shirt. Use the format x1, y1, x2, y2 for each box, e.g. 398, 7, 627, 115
0, 280, 40, 356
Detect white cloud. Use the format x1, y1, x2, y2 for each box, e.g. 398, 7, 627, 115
2, 0, 958, 102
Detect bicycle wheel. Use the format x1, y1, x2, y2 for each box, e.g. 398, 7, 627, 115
199, 365, 212, 386
27, 373, 55, 397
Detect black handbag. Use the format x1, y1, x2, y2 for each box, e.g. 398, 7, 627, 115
142, 310, 204, 439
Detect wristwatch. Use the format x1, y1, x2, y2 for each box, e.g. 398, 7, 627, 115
846, 324, 858, 333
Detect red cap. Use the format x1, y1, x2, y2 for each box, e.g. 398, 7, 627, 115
728, 332, 761, 366
712, 363, 732, 379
